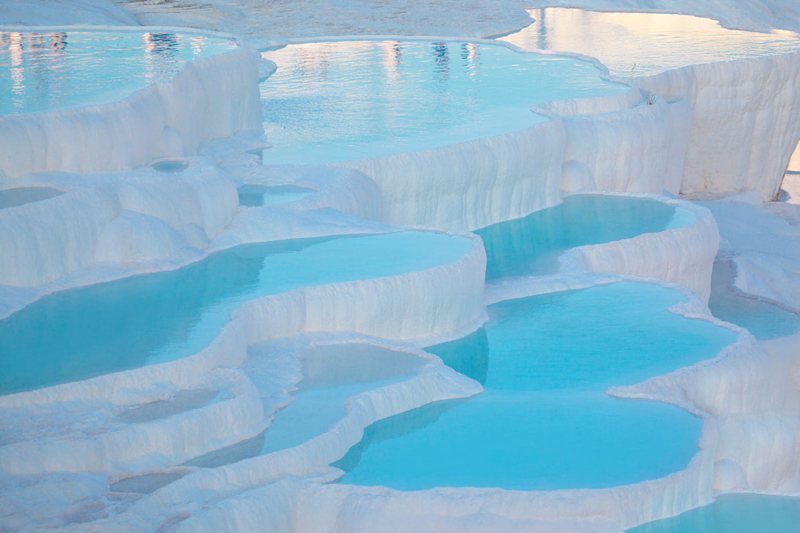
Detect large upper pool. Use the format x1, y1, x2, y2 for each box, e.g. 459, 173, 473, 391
0, 31, 237, 115
334, 282, 737, 491
259, 40, 629, 165
500, 8, 800, 77
628, 493, 800, 533
477, 194, 695, 280
0, 231, 471, 395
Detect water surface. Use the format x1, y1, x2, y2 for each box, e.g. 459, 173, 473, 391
260, 40, 629, 164
336, 282, 736, 490
0, 31, 236, 115
628, 493, 800, 532
477, 195, 694, 280
501, 8, 800, 77
0, 231, 470, 394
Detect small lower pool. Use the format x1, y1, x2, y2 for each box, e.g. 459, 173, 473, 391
237, 184, 314, 207
628, 493, 800, 533
188, 344, 424, 467
0, 231, 471, 395
334, 282, 737, 491
477, 194, 694, 280
708, 261, 800, 340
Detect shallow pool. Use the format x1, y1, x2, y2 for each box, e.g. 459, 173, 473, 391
260, 40, 629, 165
0, 187, 61, 209
500, 8, 800, 77
0, 231, 471, 395
334, 282, 737, 491
189, 344, 424, 467
237, 184, 314, 207
628, 493, 800, 533
0, 31, 236, 115
477, 194, 695, 280
708, 261, 800, 340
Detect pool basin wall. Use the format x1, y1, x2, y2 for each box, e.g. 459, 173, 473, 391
615, 329, 800, 494
561, 194, 719, 301
638, 52, 800, 201
0, 159, 239, 289
0, 231, 485, 476
0, 28, 261, 183
560, 97, 693, 195
158, 280, 771, 533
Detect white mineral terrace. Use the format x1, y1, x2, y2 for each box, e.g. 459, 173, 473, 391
1, 2, 800, 532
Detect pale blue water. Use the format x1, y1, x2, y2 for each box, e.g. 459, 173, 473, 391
501, 8, 800, 77
477, 195, 695, 280
0, 231, 471, 395
260, 40, 629, 164
335, 282, 737, 490
628, 493, 800, 533
708, 261, 800, 340
237, 184, 314, 207
187, 344, 423, 468
0, 187, 61, 209
0, 31, 236, 115
152, 160, 190, 173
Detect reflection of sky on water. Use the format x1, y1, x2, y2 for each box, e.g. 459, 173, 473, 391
501, 8, 800, 77
0, 31, 236, 115
260, 40, 629, 164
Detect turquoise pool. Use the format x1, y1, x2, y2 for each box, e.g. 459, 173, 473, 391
477, 195, 695, 280
0, 231, 471, 395
708, 261, 800, 340
0, 31, 236, 115
501, 8, 800, 77
334, 282, 737, 491
628, 493, 800, 532
259, 40, 629, 165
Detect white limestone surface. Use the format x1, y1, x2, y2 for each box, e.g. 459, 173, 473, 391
638, 52, 800, 201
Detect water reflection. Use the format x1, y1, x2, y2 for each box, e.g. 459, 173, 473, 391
260, 40, 627, 165
0, 31, 236, 115
500, 8, 800, 76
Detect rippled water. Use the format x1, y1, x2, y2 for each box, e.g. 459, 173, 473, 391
501, 8, 800, 77
260, 40, 629, 164
0, 31, 236, 115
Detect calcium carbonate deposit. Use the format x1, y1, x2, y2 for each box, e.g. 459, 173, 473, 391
1, 1, 800, 532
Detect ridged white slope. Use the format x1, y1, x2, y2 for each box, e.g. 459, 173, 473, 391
0, 30, 261, 183
560, 97, 692, 196
0, 160, 238, 289
339, 119, 566, 232
638, 52, 800, 201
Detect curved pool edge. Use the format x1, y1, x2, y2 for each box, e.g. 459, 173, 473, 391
262, 35, 640, 232
560, 192, 719, 301
132, 277, 757, 533
0, 25, 262, 182
0, 229, 486, 410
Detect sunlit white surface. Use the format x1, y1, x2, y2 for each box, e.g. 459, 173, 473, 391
501, 8, 800, 76
0, 31, 236, 115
